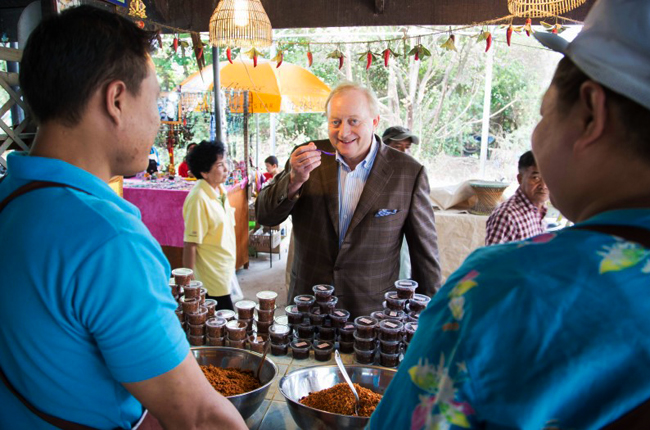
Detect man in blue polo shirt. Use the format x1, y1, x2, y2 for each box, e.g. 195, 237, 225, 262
0, 6, 246, 429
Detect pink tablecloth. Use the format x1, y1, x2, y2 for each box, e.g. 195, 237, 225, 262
123, 178, 248, 248
123, 186, 188, 247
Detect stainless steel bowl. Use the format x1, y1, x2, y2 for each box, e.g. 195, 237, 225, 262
279, 364, 397, 430
191, 346, 278, 420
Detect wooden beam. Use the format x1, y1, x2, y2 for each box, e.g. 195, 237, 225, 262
0, 46, 22, 63
375, 0, 385, 14
0, 72, 19, 87
148, 0, 596, 32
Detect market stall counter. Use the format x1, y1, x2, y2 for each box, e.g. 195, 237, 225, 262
123, 177, 249, 269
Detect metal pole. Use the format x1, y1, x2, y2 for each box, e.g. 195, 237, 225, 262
479, 45, 494, 178
212, 46, 224, 143
255, 115, 260, 172
243, 92, 250, 200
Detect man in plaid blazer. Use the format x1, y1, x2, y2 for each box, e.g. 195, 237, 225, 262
256, 83, 441, 317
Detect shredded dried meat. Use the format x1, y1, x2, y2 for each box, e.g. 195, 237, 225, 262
200, 364, 261, 396
299, 382, 382, 417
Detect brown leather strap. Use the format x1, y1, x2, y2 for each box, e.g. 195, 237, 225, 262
0, 180, 88, 214
572, 224, 650, 249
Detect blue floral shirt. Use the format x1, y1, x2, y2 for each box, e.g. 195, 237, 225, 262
370, 209, 650, 430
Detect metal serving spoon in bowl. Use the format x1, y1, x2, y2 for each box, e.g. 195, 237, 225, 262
334, 349, 360, 416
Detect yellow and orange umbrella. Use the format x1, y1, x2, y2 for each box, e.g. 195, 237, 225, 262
179, 59, 331, 113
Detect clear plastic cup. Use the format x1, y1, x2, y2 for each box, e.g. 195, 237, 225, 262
271, 342, 289, 356
379, 339, 401, 354
296, 323, 314, 340
290, 340, 311, 359
181, 297, 200, 315
379, 351, 400, 367
384, 291, 407, 311
235, 300, 256, 319
248, 334, 268, 353
205, 317, 227, 338
312, 284, 335, 302
256, 291, 278, 310
294, 295, 316, 313
313, 340, 334, 361
370, 310, 386, 322
353, 346, 375, 364
183, 281, 202, 300
394, 279, 418, 299
186, 307, 208, 325
269, 324, 291, 344
171, 268, 193, 286
378, 319, 404, 342
330, 309, 350, 328
255, 318, 272, 334
226, 338, 246, 349
206, 335, 226, 346
318, 296, 338, 314
353, 316, 378, 338
318, 325, 337, 341
404, 322, 418, 342
226, 320, 248, 340
199, 287, 207, 304
308, 306, 326, 326
274, 315, 289, 326
203, 299, 217, 317
353, 331, 377, 351
408, 294, 431, 313
338, 323, 356, 342
215, 309, 236, 322
255, 304, 276, 323
188, 334, 205, 346
187, 323, 206, 336
338, 341, 354, 354
383, 309, 406, 321
285, 305, 304, 324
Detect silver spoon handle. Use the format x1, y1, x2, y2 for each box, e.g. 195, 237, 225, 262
334, 350, 360, 405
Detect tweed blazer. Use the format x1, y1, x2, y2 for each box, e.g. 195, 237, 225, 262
255, 137, 441, 317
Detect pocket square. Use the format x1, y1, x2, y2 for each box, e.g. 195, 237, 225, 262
375, 209, 399, 217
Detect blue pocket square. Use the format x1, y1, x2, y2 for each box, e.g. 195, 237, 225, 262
375, 209, 399, 217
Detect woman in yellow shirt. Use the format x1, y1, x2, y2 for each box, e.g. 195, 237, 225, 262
182, 141, 237, 310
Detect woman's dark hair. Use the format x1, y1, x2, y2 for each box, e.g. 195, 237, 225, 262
19, 5, 156, 126
553, 57, 650, 162
264, 155, 278, 166
187, 140, 226, 180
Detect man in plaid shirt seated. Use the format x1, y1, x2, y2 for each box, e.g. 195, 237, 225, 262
485, 151, 549, 245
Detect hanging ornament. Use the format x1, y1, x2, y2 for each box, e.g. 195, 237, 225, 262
408, 44, 431, 61
191, 33, 206, 70
245, 48, 264, 67
381, 47, 399, 67
524, 18, 533, 37
327, 47, 345, 70
226, 47, 233, 64
307, 44, 313, 68
135, 20, 145, 29
172, 36, 179, 53
128, 0, 147, 19
478, 31, 492, 53
272, 48, 284, 68
541, 21, 566, 34
358, 45, 378, 70
441, 34, 457, 52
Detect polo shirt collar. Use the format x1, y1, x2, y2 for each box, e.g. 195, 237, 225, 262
6, 151, 130, 211
335, 135, 379, 171
196, 179, 224, 201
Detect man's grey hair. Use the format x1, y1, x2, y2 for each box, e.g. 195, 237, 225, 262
325, 82, 380, 117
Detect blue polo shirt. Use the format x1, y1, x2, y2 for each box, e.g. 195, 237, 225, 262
0, 152, 188, 429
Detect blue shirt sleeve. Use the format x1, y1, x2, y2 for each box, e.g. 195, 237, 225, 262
71, 231, 189, 383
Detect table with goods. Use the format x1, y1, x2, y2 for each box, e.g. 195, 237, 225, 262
122, 171, 249, 269
170, 269, 429, 429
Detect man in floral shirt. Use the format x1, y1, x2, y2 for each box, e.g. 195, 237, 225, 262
484, 151, 549, 245
371, 0, 650, 428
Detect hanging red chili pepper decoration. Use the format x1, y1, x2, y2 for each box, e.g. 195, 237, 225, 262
414, 50, 419, 61
327, 48, 345, 70
506, 25, 513, 47
227, 47, 233, 64
307, 44, 313, 67
272, 49, 284, 68
524, 18, 533, 37
253, 52, 258, 67
551, 26, 558, 34
173, 37, 178, 53
136, 20, 145, 29
366, 51, 372, 69
383, 49, 390, 67
339, 55, 344, 70
485, 32, 492, 52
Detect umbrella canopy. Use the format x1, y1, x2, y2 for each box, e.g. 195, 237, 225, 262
179, 59, 331, 113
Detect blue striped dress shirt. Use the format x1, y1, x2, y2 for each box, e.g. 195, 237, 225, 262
336, 137, 380, 247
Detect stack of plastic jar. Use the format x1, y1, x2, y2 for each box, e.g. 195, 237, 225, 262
234, 300, 256, 336
255, 291, 278, 335
225, 319, 248, 348
353, 316, 378, 364
269, 323, 291, 356
205, 317, 227, 346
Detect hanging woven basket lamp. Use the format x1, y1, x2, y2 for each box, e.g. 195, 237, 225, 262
209, 0, 273, 48
507, 0, 587, 17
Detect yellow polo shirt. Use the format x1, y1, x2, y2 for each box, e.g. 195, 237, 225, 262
183, 179, 237, 297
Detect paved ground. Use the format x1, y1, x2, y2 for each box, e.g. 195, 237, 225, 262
236, 235, 291, 310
